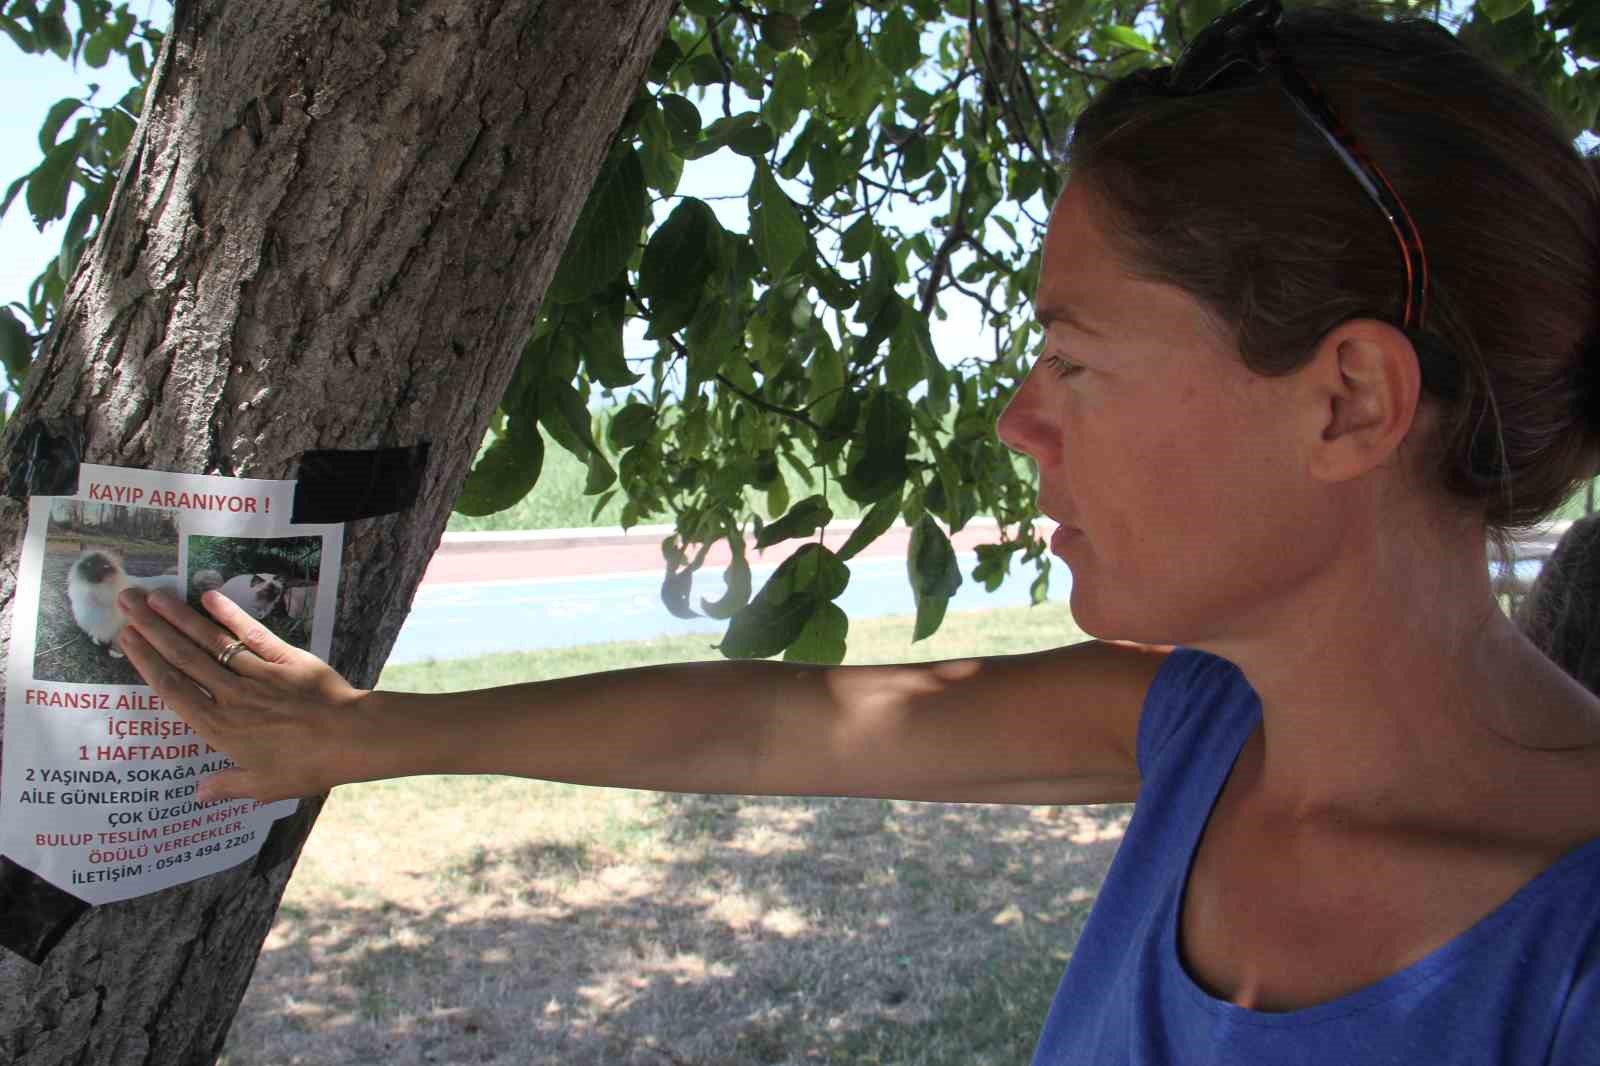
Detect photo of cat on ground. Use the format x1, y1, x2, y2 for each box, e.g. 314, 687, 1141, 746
35, 501, 181, 685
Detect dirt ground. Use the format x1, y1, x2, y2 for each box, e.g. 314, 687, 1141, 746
220, 777, 1128, 1066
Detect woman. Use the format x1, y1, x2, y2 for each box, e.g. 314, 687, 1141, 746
119, 1, 1600, 1060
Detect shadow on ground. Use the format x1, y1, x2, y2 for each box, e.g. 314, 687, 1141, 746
224, 790, 1128, 1066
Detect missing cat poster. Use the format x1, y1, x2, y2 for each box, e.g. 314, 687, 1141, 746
0, 462, 343, 905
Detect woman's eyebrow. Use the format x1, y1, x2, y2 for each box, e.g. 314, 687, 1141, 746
1033, 300, 1103, 338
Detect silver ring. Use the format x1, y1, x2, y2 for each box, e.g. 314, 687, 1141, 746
216, 640, 248, 668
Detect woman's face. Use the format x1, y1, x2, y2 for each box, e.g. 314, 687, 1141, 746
996, 180, 1339, 646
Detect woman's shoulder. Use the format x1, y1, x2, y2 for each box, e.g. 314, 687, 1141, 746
1136, 646, 1259, 774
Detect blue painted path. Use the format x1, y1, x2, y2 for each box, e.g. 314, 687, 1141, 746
387, 551, 1068, 665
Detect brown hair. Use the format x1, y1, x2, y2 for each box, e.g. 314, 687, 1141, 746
1065, 3, 1600, 560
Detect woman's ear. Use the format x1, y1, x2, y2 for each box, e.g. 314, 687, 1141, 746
1302, 320, 1422, 484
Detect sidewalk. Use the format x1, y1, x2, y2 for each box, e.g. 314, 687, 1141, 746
419, 517, 1026, 585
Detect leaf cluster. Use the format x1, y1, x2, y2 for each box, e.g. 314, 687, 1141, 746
1, 0, 163, 392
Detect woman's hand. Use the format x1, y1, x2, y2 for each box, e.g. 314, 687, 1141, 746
116, 587, 369, 804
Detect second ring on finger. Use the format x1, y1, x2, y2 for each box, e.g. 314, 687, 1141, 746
216, 639, 249, 669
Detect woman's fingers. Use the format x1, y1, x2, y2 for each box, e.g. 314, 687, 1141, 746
117, 590, 246, 695
115, 624, 220, 723
194, 589, 295, 668
193, 768, 261, 805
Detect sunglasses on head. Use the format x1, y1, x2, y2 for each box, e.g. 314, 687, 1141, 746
1137, 0, 1431, 336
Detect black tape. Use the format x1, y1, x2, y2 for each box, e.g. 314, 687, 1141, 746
4, 418, 83, 500
0, 856, 88, 965
250, 797, 317, 879
291, 442, 429, 524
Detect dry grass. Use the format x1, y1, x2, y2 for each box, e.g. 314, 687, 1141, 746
221, 601, 1127, 1066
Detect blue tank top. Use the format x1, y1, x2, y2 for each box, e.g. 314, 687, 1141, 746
1030, 648, 1600, 1065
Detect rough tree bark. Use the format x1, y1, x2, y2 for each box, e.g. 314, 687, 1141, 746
0, 1, 675, 1062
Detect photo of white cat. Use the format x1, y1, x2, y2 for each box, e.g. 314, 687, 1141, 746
35, 501, 181, 685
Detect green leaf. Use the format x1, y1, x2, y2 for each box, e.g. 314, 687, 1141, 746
802, 1, 853, 36
39, 12, 69, 57
547, 146, 648, 303
584, 445, 617, 495
681, 113, 771, 160
853, 294, 902, 366
83, 30, 110, 68
0, 17, 35, 54
38, 96, 82, 152
972, 542, 1019, 593
731, 121, 777, 158
765, 474, 790, 519
719, 544, 848, 659
840, 389, 912, 503
0, 306, 33, 383
1096, 25, 1154, 53
761, 12, 804, 52
1, 174, 27, 217
749, 162, 808, 281
765, 52, 809, 136
1030, 561, 1052, 606
688, 52, 726, 86
840, 215, 874, 263
783, 601, 848, 665
649, 35, 683, 80
878, 7, 922, 74
539, 378, 602, 460
659, 93, 703, 147
787, 542, 851, 600
908, 515, 961, 641
1479, 0, 1530, 22
579, 301, 639, 388
837, 488, 902, 561
455, 423, 545, 517
702, 539, 753, 619
57, 194, 96, 280
608, 402, 659, 450
755, 494, 832, 549
807, 128, 848, 201
26, 140, 77, 226
720, 586, 815, 658
896, 307, 948, 415
807, 258, 856, 310
684, 296, 738, 393
638, 198, 718, 331
853, 236, 900, 324
885, 300, 926, 393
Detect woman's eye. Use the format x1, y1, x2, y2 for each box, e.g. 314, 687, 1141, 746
1042, 353, 1083, 379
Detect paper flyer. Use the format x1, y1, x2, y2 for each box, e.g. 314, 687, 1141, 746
0, 463, 343, 905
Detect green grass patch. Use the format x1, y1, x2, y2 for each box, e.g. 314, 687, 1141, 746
378, 599, 1083, 692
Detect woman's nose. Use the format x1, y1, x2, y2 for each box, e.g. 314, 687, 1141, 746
995, 369, 1054, 462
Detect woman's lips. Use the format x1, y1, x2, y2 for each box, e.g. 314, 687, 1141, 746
1050, 525, 1083, 554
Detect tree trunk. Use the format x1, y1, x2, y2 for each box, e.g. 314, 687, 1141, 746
0, 1, 674, 1061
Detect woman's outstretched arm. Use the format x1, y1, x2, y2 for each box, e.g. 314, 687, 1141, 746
116, 587, 1167, 807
